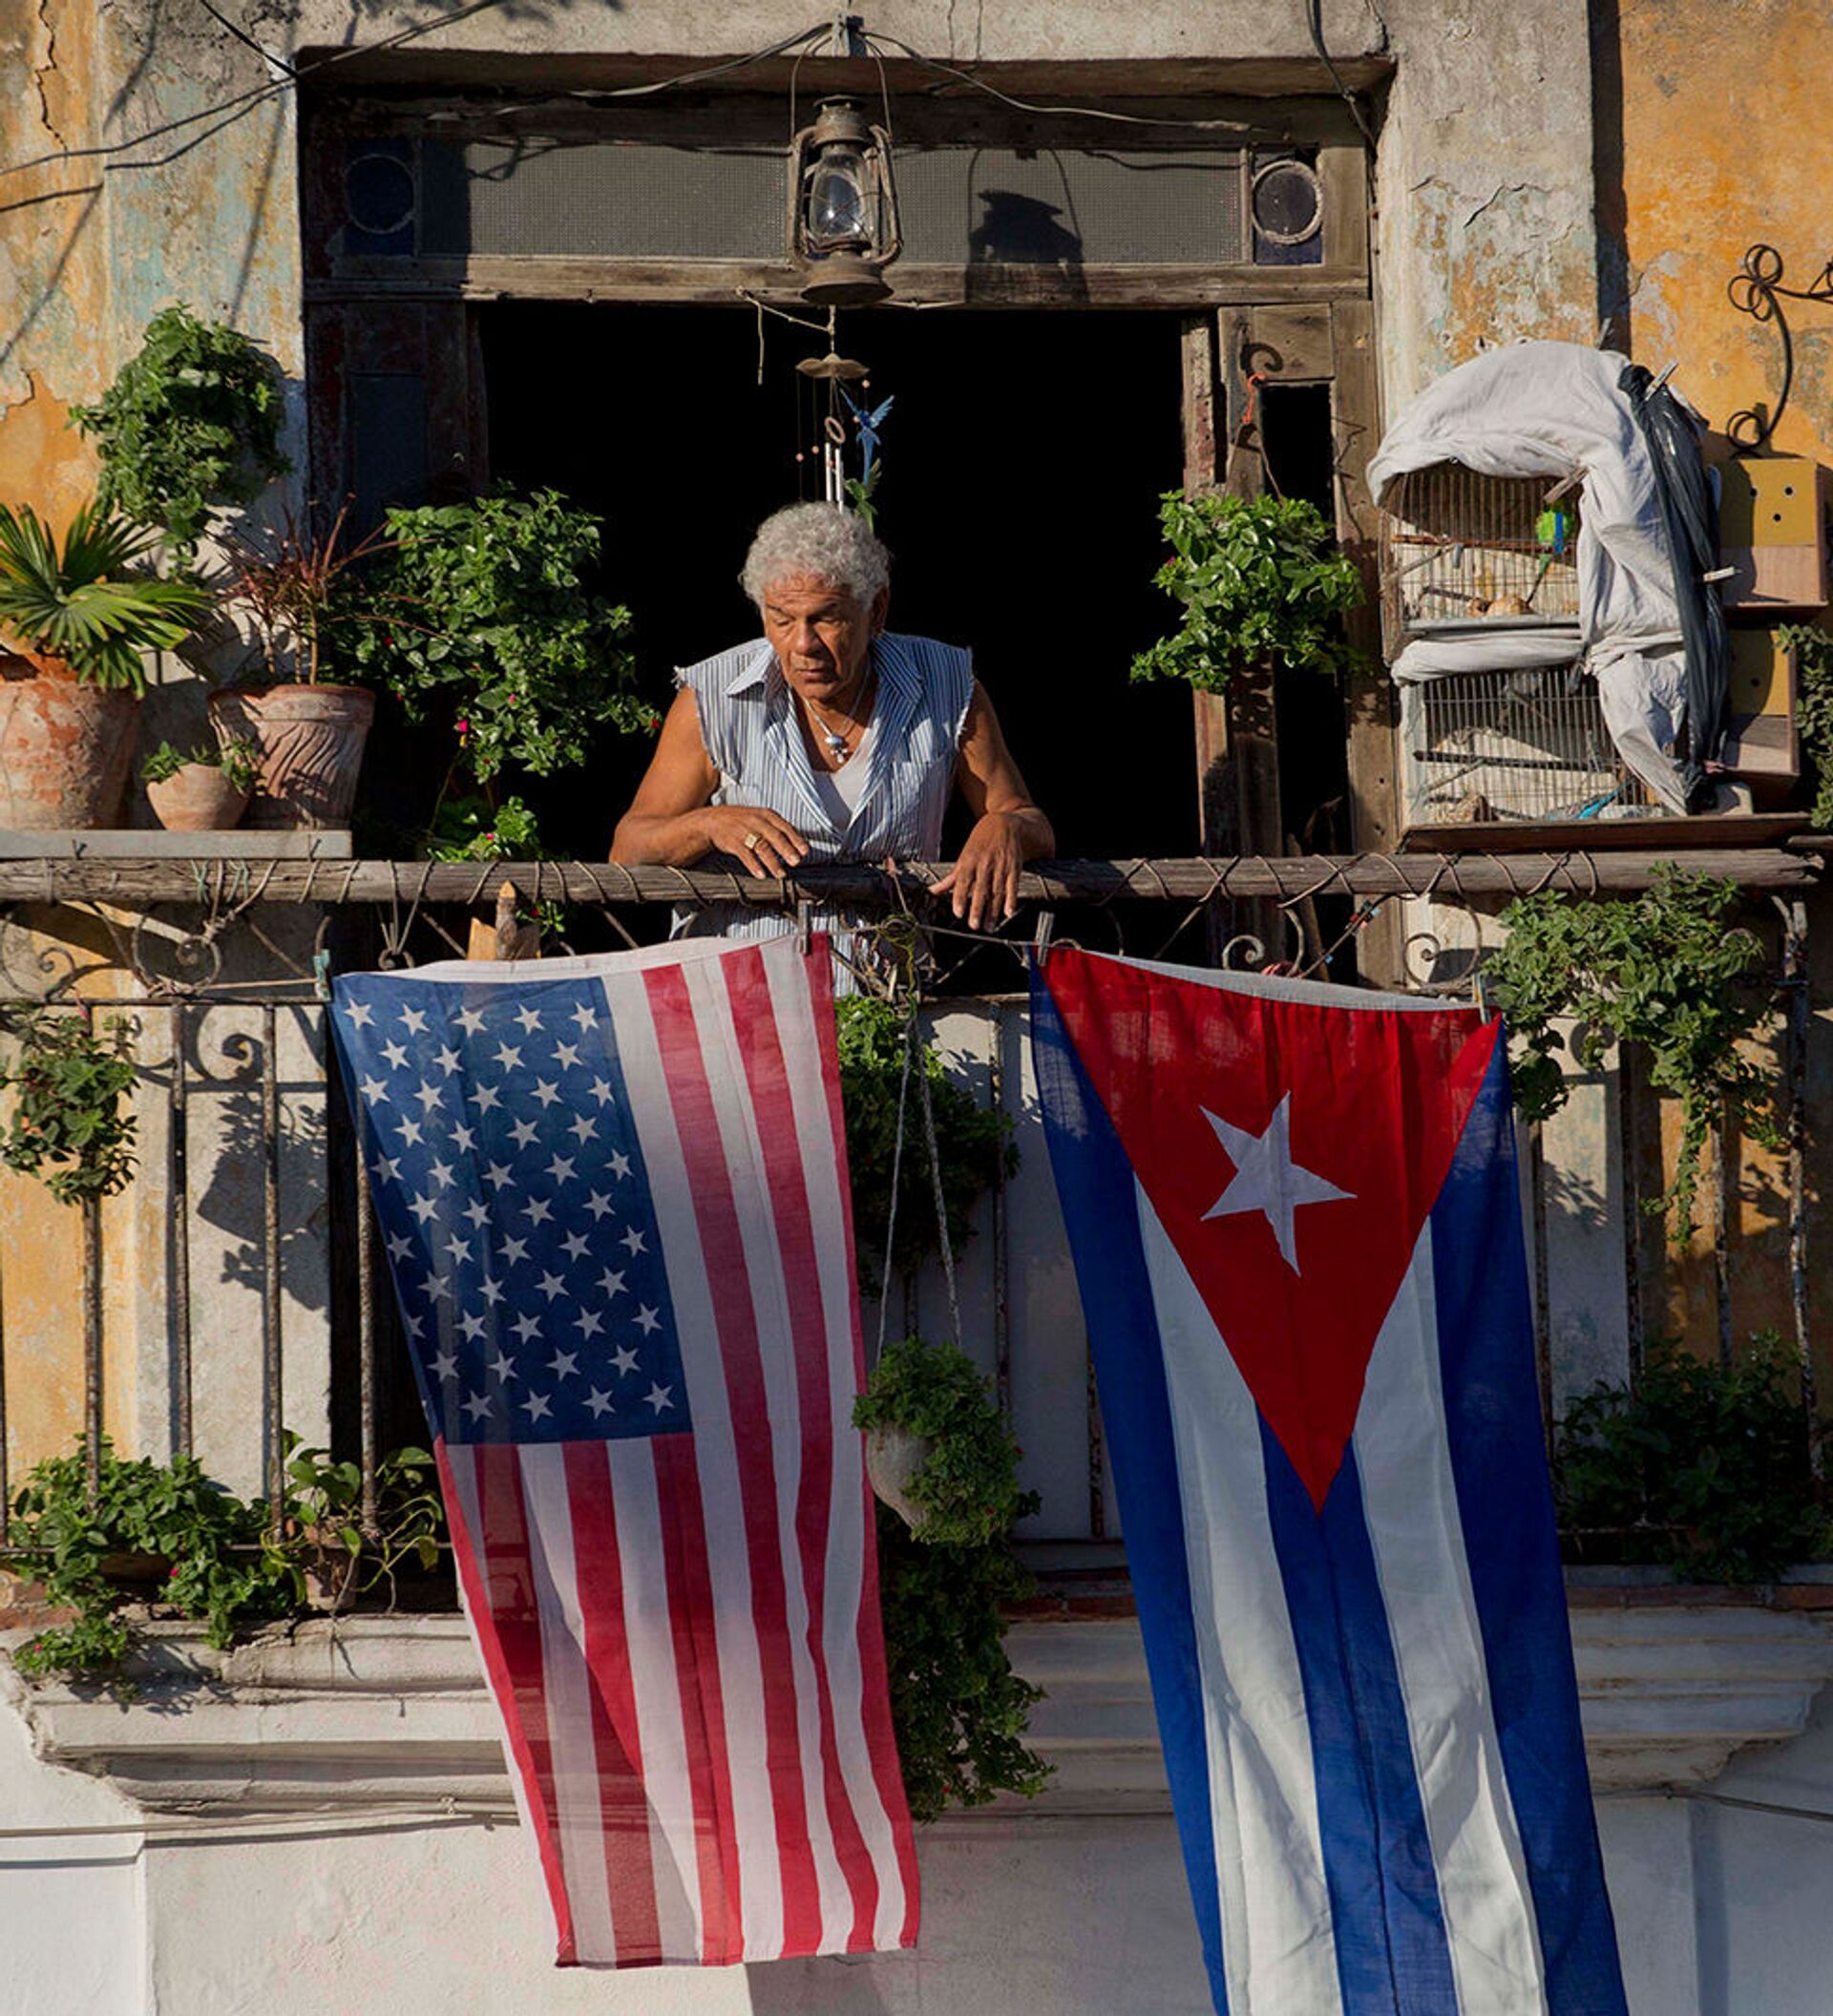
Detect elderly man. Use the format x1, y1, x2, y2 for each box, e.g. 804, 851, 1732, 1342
611, 503, 1053, 940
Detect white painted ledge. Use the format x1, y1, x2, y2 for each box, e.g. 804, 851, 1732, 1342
8, 1600, 1833, 1824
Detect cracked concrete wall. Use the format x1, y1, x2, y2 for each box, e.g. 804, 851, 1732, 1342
1374, 0, 1600, 405
0, 0, 305, 531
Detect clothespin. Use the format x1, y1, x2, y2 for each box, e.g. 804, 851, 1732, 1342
1033, 910, 1056, 970
796, 899, 814, 957
1472, 971, 1492, 1024
311, 948, 333, 1004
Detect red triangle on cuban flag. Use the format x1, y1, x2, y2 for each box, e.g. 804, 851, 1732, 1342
1043, 949, 1501, 1511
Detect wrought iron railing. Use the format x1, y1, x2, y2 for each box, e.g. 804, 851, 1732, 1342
0, 850, 1818, 1551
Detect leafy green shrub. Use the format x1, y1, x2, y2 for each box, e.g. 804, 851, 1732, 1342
1485, 867, 1779, 1241
835, 996, 1015, 1292
1130, 490, 1364, 693
426, 791, 545, 862
0, 1008, 138, 1203
0, 502, 210, 690
4, 1433, 447, 1683
855, 1336, 1050, 1821
1555, 1333, 1830, 1582
7, 1439, 283, 1677
72, 305, 289, 555
271, 1434, 444, 1608
348, 490, 650, 780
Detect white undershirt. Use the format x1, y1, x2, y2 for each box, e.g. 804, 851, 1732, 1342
808, 724, 874, 828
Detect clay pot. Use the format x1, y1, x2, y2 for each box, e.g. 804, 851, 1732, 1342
145, 763, 250, 832
208, 683, 375, 830
864, 1423, 934, 1531
0, 652, 140, 830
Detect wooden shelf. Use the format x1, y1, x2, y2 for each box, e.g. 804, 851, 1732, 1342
1401, 813, 1809, 855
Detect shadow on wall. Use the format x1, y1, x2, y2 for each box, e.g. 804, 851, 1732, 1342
188, 1006, 330, 1316
747, 1957, 896, 2015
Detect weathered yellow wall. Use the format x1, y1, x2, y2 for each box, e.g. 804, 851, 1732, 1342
0, 0, 107, 521
1614, 0, 1833, 460
1610, 1, 1833, 1362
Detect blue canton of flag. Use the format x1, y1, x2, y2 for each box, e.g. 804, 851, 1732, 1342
332, 972, 690, 1445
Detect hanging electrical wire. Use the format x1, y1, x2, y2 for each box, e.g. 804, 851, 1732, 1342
1303, 0, 1380, 151
0, 10, 836, 182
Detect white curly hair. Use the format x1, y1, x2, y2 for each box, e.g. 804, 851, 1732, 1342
739, 502, 891, 611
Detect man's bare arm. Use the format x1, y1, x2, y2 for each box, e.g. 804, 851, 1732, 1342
931, 682, 1055, 929
610, 689, 809, 877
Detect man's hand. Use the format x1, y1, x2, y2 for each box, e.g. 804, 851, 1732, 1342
699, 805, 810, 878
932, 810, 1031, 931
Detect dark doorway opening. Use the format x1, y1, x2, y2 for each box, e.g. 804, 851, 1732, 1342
478, 304, 1196, 864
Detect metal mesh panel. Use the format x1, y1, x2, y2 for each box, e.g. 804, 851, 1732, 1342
1400, 669, 1655, 829
422, 139, 1245, 265
1380, 462, 1583, 652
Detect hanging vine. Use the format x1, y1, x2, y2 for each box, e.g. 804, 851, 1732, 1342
1485, 868, 1780, 1242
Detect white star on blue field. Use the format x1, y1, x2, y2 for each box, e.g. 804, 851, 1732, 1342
332, 976, 689, 1446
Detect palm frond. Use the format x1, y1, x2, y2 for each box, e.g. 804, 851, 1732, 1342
0, 501, 208, 690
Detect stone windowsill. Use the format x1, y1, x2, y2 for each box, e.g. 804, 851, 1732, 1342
5, 1588, 1832, 1825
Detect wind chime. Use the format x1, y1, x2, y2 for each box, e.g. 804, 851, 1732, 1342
795, 331, 895, 520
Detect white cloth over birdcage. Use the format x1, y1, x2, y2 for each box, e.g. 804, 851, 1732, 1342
1367, 341, 1702, 813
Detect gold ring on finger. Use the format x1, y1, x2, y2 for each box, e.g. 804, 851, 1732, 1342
743, 831, 762, 851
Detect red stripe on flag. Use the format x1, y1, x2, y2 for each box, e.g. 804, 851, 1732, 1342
807, 950, 922, 1943
653, 1432, 743, 1963
644, 960, 825, 1958
561, 1441, 664, 1966
727, 945, 881, 1948
437, 1438, 578, 1964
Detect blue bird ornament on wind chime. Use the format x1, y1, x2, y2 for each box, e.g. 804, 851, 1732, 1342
795, 341, 894, 529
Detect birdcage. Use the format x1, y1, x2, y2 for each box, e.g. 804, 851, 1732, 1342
1380, 462, 1583, 654
1399, 666, 1655, 830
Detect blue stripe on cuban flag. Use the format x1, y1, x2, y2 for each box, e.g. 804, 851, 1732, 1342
329, 971, 690, 1447
1031, 959, 1626, 2016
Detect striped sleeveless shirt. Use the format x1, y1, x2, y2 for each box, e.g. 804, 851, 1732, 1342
671, 631, 974, 975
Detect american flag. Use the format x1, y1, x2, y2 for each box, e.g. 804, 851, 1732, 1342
330, 934, 918, 1968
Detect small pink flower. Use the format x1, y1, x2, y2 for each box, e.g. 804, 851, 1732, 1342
455, 717, 471, 736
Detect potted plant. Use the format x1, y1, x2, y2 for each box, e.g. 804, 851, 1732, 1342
71, 304, 290, 562
1130, 490, 1366, 695
140, 734, 260, 832
210, 503, 391, 829
0, 502, 210, 829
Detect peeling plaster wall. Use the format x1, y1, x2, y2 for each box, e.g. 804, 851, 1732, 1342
1611, 0, 1833, 462
0, 0, 305, 532
1373, 0, 1599, 404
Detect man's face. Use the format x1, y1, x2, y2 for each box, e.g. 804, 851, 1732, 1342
760, 574, 887, 705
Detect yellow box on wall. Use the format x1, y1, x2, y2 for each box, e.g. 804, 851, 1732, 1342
1721, 629, 1800, 790
1717, 459, 1830, 609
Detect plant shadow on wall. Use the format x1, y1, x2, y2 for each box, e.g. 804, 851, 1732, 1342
187, 1007, 331, 1315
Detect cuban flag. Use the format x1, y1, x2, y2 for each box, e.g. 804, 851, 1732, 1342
1031, 949, 1625, 2016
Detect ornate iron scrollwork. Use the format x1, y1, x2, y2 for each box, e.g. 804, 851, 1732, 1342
1726, 242, 1833, 452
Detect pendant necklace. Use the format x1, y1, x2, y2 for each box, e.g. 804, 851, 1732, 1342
803, 674, 873, 766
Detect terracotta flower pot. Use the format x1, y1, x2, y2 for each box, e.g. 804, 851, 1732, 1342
208, 683, 375, 830
145, 763, 251, 832
0, 651, 140, 830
